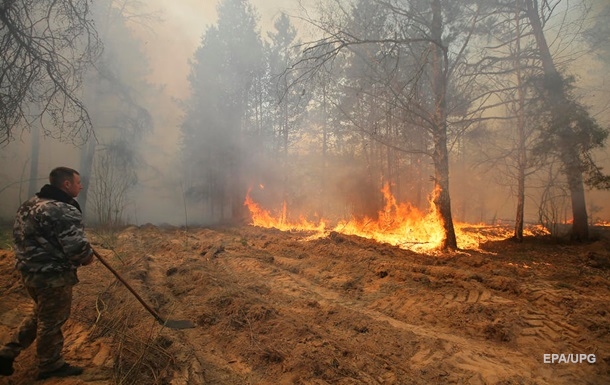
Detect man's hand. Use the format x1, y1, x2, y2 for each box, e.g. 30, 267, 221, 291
80, 250, 94, 266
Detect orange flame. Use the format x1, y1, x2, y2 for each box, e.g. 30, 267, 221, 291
244, 190, 326, 232
244, 184, 536, 251
332, 184, 445, 251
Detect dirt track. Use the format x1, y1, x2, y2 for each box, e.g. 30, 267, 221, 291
1, 224, 609, 384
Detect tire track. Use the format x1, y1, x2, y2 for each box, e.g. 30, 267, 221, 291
180, 229, 608, 385
218, 251, 545, 384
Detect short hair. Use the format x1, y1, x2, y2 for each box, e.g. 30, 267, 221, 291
49, 167, 80, 188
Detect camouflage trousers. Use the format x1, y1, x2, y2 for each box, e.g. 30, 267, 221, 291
0, 284, 73, 373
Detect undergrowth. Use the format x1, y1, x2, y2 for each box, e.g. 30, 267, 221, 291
86, 275, 177, 384
0, 225, 12, 250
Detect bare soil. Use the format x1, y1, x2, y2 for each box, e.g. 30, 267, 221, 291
1, 224, 609, 385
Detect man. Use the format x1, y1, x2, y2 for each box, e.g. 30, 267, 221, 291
0, 167, 94, 380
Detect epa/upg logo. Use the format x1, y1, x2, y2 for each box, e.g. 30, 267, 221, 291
543, 354, 596, 364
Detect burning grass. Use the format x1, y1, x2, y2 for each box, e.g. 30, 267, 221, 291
244, 184, 551, 252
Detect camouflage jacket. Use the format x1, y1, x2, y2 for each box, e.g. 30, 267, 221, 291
13, 186, 93, 284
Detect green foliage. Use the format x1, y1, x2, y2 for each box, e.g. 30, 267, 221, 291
529, 74, 610, 189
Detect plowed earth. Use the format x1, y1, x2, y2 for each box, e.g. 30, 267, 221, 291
1, 225, 609, 385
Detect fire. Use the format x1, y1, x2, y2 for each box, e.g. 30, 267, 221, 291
244, 183, 493, 252
244, 184, 555, 251
333, 184, 445, 251
244, 191, 326, 232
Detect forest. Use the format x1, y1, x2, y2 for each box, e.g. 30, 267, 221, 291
1, 0, 609, 252
1, 1, 610, 384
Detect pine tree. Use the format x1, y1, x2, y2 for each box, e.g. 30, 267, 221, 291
181, 0, 263, 223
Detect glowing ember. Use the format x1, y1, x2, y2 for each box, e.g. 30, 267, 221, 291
244, 184, 545, 251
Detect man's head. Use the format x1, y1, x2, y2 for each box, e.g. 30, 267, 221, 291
49, 167, 82, 198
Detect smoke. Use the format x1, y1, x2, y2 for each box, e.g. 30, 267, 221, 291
0, 0, 609, 229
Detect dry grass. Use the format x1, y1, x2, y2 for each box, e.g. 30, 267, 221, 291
86, 288, 176, 385
0, 224, 12, 250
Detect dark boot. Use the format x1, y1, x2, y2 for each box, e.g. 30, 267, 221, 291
0, 356, 14, 376
37, 363, 83, 380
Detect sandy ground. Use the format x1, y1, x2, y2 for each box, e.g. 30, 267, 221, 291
0, 224, 609, 385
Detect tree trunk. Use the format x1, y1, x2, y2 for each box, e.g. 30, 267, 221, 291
78, 136, 96, 219
513, 0, 526, 242
431, 0, 457, 250
562, 142, 589, 240
27, 121, 40, 198
230, 146, 245, 224
432, 131, 458, 250
525, 0, 589, 241
230, 105, 247, 224
320, 82, 329, 218
514, 165, 526, 241
282, 96, 289, 223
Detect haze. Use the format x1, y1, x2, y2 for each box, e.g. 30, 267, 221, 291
0, 0, 608, 243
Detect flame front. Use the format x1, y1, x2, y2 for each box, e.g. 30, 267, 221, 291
333, 184, 445, 251
244, 183, 544, 251
245, 184, 463, 251
244, 191, 326, 232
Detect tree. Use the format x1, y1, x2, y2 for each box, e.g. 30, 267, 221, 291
470, 0, 542, 241
181, 0, 263, 223
449, 0, 609, 240
264, 13, 311, 218
0, 0, 101, 145
89, 141, 138, 227
78, 0, 153, 220
525, 0, 609, 240
292, 0, 494, 250
509, 8, 531, 241
584, 0, 610, 63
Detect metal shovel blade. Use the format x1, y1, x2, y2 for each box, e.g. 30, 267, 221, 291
162, 319, 197, 329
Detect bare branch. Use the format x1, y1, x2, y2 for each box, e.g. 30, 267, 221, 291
0, 0, 101, 145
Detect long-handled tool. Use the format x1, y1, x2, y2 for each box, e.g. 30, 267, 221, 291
92, 249, 196, 329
